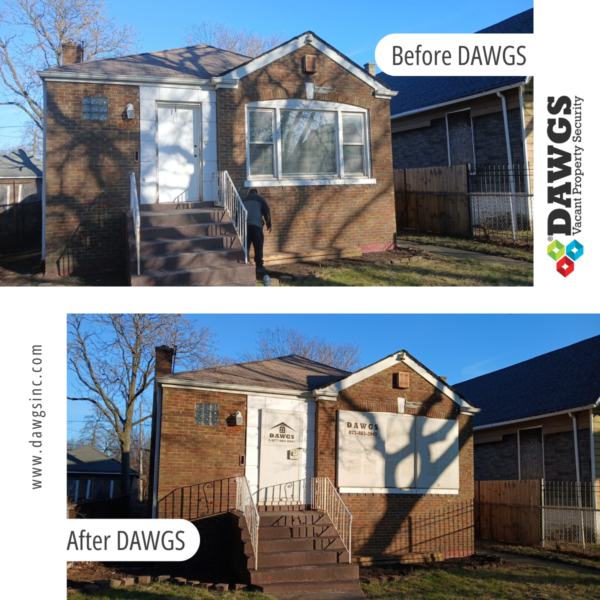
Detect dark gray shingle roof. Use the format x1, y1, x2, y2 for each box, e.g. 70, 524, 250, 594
477, 8, 534, 33
380, 8, 533, 116
67, 445, 138, 475
42, 44, 249, 80
0, 150, 42, 179
163, 354, 350, 392
454, 335, 600, 428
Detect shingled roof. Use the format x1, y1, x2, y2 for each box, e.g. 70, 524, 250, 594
162, 354, 350, 392
41, 44, 249, 80
0, 150, 42, 179
380, 8, 533, 117
67, 445, 138, 475
477, 8, 534, 34
454, 335, 600, 428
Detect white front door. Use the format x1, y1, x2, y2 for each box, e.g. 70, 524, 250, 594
259, 409, 305, 505
157, 104, 200, 203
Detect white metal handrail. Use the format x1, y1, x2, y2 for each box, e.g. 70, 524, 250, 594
129, 172, 141, 275
215, 171, 248, 263
311, 477, 352, 563
236, 476, 260, 570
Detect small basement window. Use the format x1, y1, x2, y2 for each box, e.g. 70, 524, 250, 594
196, 403, 219, 426
83, 96, 108, 120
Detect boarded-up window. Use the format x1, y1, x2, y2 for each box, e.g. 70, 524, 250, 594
519, 427, 544, 480
447, 110, 474, 167
337, 410, 459, 491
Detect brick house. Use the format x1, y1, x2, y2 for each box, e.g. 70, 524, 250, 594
67, 444, 138, 503
38, 33, 397, 284
377, 9, 533, 174
454, 335, 600, 486
150, 347, 478, 592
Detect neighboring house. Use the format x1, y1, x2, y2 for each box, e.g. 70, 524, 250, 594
0, 150, 42, 205
454, 335, 600, 484
149, 347, 478, 591
67, 444, 138, 502
38, 33, 397, 283
377, 9, 533, 174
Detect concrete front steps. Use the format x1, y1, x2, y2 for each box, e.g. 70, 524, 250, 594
236, 509, 359, 595
129, 202, 256, 286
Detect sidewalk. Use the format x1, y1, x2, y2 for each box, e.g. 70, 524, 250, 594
395, 241, 534, 270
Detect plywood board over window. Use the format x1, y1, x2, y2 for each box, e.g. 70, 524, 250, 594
519, 427, 544, 480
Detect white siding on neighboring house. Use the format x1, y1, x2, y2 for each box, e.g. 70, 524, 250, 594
139, 86, 218, 204
245, 396, 315, 498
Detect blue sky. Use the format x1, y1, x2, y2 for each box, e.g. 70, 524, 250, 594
1, 0, 534, 145
67, 313, 597, 436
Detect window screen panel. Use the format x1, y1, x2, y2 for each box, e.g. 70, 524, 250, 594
281, 110, 337, 176
343, 146, 365, 175
249, 144, 274, 176
416, 416, 459, 489
342, 113, 363, 144
384, 414, 417, 488
249, 110, 274, 143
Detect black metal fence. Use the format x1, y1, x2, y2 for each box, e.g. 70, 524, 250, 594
0, 199, 42, 252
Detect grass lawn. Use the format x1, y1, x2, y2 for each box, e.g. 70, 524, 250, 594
396, 233, 533, 263
279, 257, 532, 287
362, 562, 600, 600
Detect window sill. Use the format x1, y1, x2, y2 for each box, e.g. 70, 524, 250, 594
338, 487, 459, 495
244, 178, 377, 187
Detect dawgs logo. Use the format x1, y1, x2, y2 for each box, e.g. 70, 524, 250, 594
267, 422, 296, 443
345, 421, 379, 438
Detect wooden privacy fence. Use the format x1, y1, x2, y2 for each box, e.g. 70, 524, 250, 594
394, 166, 470, 237
475, 480, 542, 546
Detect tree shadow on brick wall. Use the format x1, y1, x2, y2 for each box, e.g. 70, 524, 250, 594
330, 381, 474, 560
46, 93, 137, 277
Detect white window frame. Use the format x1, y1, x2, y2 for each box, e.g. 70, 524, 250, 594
245, 99, 376, 187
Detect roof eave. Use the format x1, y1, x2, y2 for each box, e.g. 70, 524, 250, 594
38, 70, 238, 89
389, 78, 530, 120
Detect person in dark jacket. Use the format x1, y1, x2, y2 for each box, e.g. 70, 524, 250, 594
243, 188, 271, 273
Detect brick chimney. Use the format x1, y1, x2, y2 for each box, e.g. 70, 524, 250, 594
155, 345, 175, 377
62, 42, 84, 66
364, 62, 376, 76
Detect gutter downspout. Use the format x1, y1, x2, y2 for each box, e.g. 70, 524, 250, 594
569, 412, 586, 551
518, 84, 533, 229
497, 91, 517, 242
41, 80, 47, 268
151, 385, 163, 519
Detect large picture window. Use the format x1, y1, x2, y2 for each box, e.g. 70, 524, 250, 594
246, 100, 372, 185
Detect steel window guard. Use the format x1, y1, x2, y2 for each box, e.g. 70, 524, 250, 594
236, 476, 260, 570
215, 171, 248, 263
129, 172, 141, 275
311, 477, 352, 563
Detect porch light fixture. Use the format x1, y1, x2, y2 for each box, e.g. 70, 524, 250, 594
235, 411, 244, 426
126, 103, 135, 119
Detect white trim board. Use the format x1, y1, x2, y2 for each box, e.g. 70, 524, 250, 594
244, 178, 376, 188
159, 380, 314, 400
313, 350, 479, 414
339, 487, 459, 495
226, 32, 395, 97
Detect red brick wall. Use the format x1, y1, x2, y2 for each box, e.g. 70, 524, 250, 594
315, 361, 475, 559
217, 44, 396, 255
44, 81, 140, 276
156, 388, 247, 506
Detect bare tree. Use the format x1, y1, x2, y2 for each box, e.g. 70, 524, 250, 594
67, 314, 220, 499
0, 0, 138, 135
183, 20, 285, 58
241, 326, 361, 371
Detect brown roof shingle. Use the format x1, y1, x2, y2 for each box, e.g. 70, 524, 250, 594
42, 44, 249, 80
163, 355, 350, 392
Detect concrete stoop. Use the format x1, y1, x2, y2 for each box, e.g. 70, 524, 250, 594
234, 509, 360, 595
128, 201, 256, 286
